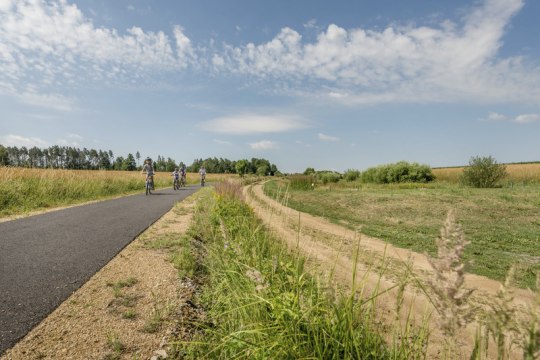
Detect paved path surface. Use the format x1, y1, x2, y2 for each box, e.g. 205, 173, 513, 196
0, 186, 200, 355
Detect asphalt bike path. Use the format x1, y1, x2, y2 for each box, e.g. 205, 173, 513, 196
0, 186, 200, 354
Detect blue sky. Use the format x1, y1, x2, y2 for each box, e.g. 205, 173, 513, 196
1, 0, 539, 172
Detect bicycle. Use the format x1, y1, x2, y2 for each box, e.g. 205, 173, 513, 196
173, 174, 180, 190
146, 175, 155, 195
180, 174, 186, 187
200, 175, 205, 187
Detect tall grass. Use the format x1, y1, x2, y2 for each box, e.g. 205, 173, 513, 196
183, 183, 423, 359
0, 167, 233, 217
288, 174, 314, 190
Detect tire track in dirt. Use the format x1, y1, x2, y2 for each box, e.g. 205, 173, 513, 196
245, 182, 533, 359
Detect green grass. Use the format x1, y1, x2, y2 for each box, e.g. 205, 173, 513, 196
264, 180, 540, 288
180, 185, 426, 359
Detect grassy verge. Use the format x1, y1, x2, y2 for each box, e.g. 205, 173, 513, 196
0, 167, 233, 217
264, 179, 540, 288
180, 183, 426, 359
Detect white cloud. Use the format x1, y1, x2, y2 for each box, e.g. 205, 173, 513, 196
67, 133, 83, 141
0, 0, 14, 12
303, 19, 317, 29
1, 0, 539, 110
318, 133, 340, 142
1, 134, 48, 147
249, 140, 278, 150
56, 133, 83, 146
14, 91, 76, 112
0, 0, 195, 93
328, 91, 348, 99
173, 25, 196, 64
484, 112, 540, 124
514, 114, 540, 124
201, 114, 307, 135
487, 112, 508, 121
216, 0, 540, 106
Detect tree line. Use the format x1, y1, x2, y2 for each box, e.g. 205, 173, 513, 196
0, 144, 279, 175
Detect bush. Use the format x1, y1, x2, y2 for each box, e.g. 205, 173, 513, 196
303, 167, 316, 175
344, 169, 360, 182
461, 156, 507, 188
360, 161, 434, 184
319, 172, 341, 184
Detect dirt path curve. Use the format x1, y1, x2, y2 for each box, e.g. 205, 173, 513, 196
0, 186, 199, 355
245, 182, 533, 359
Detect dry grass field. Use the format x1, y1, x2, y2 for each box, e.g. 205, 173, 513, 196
0, 167, 234, 217
433, 163, 540, 183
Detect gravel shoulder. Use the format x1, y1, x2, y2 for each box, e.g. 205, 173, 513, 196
1, 194, 198, 360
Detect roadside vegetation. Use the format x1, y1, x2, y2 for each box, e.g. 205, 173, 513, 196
180, 182, 427, 359
171, 181, 540, 359
265, 162, 540, 288
0, 167, 231, 217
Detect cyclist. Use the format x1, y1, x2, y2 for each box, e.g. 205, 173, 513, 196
180, 164, 187, 186
171, 167, 180, 189
141, 157, 155, 190
199, 166, 206, 186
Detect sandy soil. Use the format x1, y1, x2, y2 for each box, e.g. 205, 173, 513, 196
1, 195, 197, 360
245, 182, 534, 359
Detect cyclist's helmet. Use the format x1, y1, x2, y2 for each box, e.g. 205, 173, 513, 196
175, 167, 179, 171
145, 157, 152, 163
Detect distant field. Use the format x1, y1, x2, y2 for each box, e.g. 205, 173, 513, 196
264, 179, 540, 288
0, 167, 233, 217
433, 163, 540, 183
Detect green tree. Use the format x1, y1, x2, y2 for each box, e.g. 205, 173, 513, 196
123, 153, 137, 171
0, 145, 9, 166
256, 164, 269, 176
165, 157, 177, 172
235, 159, 249, 177
136, 151, 141, 167
113, 156, 124, 170
461, 156, 507, 188
303, 167, 315, 175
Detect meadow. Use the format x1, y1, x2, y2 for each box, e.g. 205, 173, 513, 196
175, 181, 540, 359
0, 167, 232, 217
265, 164, 540, 288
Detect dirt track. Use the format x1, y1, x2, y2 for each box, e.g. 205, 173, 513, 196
245, 182, 533, 359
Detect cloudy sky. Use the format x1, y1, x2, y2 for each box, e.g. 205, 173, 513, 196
1, 0, 539, 172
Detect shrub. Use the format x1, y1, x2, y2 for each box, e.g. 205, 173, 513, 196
344, 169, 361, 182
461, 156, 507, 188
319, 172, 341, 184
361, 161, 434, 184
303, 167, 316, 175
